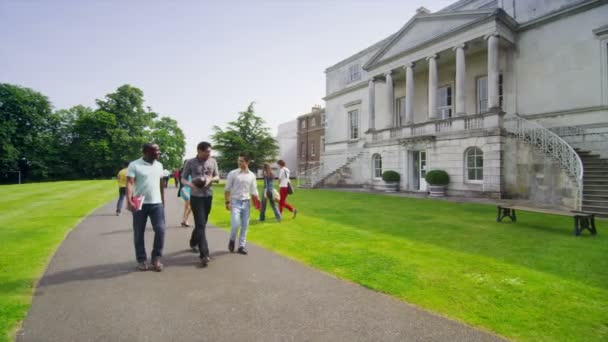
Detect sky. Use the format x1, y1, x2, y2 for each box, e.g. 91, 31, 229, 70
0, 0, 454, 157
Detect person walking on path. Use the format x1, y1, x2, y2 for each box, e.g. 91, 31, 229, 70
259, 163, 281, 222
179, 173, 192, 228
225, 154, 260, 255
277, 160, 297, 218
126, 143, 166, 272
115, 161, 129, 216
180, 141, 220, 267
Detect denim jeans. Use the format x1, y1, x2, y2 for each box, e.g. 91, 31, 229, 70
259, 189, 281, 222
116, 187, 126, 213
230, 199, 251, 248
190, 196, 212, 258
132, 203, 165, 262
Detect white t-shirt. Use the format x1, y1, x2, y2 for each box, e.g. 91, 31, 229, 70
278, 167, 290, 187
225, 169, 259, 200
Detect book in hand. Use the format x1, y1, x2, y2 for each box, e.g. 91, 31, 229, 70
131, 195, 145, 211
252, 196, 261, 211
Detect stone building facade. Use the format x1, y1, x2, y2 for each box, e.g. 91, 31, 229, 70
310, 0, 608, 215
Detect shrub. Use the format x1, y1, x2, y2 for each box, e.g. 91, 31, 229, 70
382, 170, 400, 182
425, 170, 450, 185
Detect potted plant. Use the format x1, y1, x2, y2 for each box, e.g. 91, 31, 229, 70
382, 170, 400, 192
425, 170, 449, 197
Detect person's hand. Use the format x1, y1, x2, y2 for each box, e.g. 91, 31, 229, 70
204, 177, 212, 187
225, 202, 231, 211
127, 198, 136, 212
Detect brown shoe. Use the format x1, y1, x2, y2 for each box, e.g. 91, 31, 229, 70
151, 258, 163, 272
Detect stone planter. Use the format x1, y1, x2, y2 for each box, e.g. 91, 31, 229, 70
428, 185, 447, 197
384, 182, 399, 193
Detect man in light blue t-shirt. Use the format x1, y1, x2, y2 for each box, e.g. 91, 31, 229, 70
127, 143, 166, 272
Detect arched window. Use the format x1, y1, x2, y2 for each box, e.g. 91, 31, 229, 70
465, 147, 483, 181
372, 154, 382, 179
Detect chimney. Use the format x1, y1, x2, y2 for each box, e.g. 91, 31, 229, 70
416, 7, 431, 15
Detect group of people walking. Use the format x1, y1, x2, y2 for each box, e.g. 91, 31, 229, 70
116, 141, 297, 271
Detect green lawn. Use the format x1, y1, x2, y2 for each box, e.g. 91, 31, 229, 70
0, 181, 116, 342
210, 185, 608, 341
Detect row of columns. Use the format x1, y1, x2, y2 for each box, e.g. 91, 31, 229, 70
368, 33, 500, 130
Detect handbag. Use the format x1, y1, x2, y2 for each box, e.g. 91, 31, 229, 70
287, 181, 294, 195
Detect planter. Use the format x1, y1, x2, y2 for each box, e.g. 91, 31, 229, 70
384, 182, 399, 193
429, 185, 446, 197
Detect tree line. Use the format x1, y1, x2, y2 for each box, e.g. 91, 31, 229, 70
0, 83, 186, 183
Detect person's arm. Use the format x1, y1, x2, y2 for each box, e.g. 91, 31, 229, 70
160, 178, 165, 207
224, 172, 233, 210
250, 173, 259, 200
126, 176, 136, 211
181, 161, 194, 188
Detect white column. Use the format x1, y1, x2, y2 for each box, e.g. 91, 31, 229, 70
404, 63, 414, 124
427, 54, 438, 120
385, 71, 395, 127
454, 44, 466, 116
487, 34, 500, 110
368, 78, 375, 130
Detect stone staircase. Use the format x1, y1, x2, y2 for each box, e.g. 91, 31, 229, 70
298, 152, 363, 189
576, 149, 608, 217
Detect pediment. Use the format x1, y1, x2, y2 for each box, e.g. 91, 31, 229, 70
364, 10, 496, 69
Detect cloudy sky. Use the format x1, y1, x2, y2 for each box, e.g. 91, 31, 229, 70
1, 0, 454, 156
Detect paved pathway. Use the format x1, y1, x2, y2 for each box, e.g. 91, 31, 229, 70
17, 188, 504, 342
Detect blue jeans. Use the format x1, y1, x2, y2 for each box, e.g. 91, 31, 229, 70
259, 189, 281, 222
116, 187, 126, 213
132, 203, 165, 262
230, 199, 250, 248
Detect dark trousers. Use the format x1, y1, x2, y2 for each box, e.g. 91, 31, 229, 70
190, 196, 213, 258
116, 187, 126, 213
132, 203, 166, 263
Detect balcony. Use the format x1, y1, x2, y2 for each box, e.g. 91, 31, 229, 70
369, 111, 503, 143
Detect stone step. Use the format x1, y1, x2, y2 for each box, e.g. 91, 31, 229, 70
582, 205, 608, 216
584, 189, 608, 196
583, 198, 608, 205
584, 195, 608, 202
584, 175, 608, 180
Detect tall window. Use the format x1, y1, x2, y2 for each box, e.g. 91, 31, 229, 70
321, 114, 326, 127
301, 119, 306, 129
347, 64, 361, 83
311, 142, 316, 157
311, 117, 316, 127
465, 147, 483, 181
372, 154, 382, 178
321, 136, 325, 152
477, 75, 503, 113
396, 96, 406, 126
300, 142, 306, 158
348, 109, 359, 140
437, 85, 452, 119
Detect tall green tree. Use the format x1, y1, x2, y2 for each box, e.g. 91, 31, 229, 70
151, 116, 186, 170
95, 85, 156, 165
0, 83, 53, 180
211, 103, 279, 172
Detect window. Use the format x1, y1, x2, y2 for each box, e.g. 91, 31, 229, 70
311, 117, 316, 127
311, 143, 316, 157
300, 142, 306, 158
301, 119, 306, 129
437, 85, 452, 119
348, 109, 359, 140
321, 136, 325, 152
347, 64, 361, 84
477, 75, 503, 113
372, 154, 382, 179
396, 96, 406, 126
321, 114, 327, 127
465, 147, 483, 181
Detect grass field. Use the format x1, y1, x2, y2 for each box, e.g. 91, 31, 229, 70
1, 181, 606, 341
0, 181, 116, 342
209, 185, 608, 341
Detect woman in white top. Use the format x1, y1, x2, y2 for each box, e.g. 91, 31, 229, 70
277, 160, 297, 218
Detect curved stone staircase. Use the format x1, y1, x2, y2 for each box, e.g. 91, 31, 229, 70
576, 149, 608, 217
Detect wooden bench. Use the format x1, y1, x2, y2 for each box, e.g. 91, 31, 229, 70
496, 205, 597, 236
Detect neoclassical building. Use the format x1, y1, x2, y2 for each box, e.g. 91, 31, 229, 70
305, 0, 608, 215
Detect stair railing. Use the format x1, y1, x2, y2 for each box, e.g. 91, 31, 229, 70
504, 114, 583, 210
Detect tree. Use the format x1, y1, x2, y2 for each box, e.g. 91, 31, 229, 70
0, 83, 53, 181
151, 116, 186, 170
211, 103, 279, 172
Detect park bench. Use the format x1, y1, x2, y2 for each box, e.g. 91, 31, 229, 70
496, 205, 597, 236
